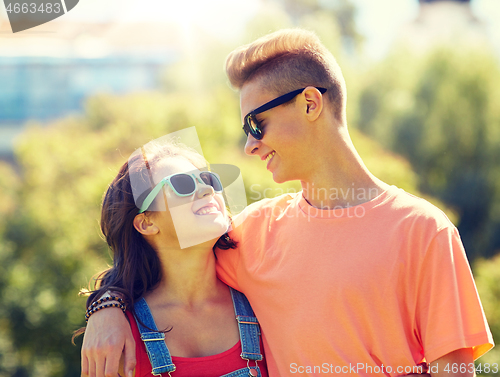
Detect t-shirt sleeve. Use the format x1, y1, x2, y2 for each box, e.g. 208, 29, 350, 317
416, 225, 494, 363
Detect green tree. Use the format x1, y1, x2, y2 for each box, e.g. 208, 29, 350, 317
0, 161, 20, 377
474, 255, 500, 376
356, 47, 500, 260
0, 80, 446, 374
242, 0, 360, 60
280, 0, 363, 53
2, 18, 490, 374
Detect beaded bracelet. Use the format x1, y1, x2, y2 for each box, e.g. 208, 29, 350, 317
85, 301, 126, 322
86, 295, 124, 312
85, 296, 126, 323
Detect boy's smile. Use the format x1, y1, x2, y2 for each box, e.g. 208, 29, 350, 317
240, 80, 315, 184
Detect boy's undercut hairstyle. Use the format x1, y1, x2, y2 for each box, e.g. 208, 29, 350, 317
225, 29, 347, 123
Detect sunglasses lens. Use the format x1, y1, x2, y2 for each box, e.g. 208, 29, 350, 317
246, 115, 263, 140
170, 174, 196, 195
247, 115, 258, 134
200, 172, 223, 192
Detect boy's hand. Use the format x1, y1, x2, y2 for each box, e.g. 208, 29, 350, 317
81, 307, 136, 377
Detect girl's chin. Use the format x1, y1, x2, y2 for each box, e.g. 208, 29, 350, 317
176, 223, 229, 249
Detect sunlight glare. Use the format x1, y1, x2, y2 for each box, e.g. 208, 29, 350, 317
117, 0, 259, 42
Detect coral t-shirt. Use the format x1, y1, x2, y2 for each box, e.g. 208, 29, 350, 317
215, 186, 494, 376
126, 310, 268, 377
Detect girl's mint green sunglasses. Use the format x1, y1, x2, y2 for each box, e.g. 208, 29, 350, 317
138, 171, 223, 213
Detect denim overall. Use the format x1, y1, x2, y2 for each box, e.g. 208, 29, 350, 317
133, 288, 263, 377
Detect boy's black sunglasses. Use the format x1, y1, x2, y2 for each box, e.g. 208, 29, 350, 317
242, 87, 327, 140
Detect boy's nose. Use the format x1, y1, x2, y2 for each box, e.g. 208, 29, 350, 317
244, 134, 261, 156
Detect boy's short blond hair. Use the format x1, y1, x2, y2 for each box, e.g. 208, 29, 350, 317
225, 29, 347, 122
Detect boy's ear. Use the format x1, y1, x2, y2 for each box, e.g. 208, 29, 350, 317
133, 213, 159, 236
303, 86, 324, 121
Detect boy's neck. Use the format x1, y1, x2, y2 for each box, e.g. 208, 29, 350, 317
300, 127, 390, 209
301, 175, 389, 209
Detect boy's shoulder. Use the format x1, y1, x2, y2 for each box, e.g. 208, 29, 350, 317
248, 191, 300, 210
387, 187, 455, 232
232, 191, 300, 226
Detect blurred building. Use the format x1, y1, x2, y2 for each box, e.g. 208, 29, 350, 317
397, 0, 490, 53
0, 20, 180, 155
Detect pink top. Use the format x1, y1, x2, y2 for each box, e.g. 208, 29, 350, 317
126, 310, 268, 377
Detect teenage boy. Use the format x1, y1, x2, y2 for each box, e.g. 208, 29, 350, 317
81, 29, 493, 377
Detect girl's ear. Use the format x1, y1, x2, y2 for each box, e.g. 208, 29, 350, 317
133, 213, 159, 236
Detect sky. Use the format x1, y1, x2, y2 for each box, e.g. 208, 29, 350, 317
349, 0, 420, 59
1, 0, 500, 59
350, 0, 500, 59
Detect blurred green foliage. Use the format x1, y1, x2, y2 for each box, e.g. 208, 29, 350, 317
474, 255, 500, 375
0, 93, 428, 377
355, 47, 500, 261
0, 1, 498, 375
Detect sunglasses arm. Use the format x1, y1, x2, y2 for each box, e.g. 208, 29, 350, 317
138, 178, 167, 214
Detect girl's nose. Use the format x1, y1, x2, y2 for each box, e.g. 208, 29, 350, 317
196, 180, 215, 198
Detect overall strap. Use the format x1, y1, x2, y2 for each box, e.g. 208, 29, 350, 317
133, 298, 176, 376
230, 288, 263, 362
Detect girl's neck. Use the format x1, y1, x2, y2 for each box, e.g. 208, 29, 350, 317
145, 242, 224, 308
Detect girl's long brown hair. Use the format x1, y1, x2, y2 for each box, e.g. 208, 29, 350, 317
73, 142, 236, 340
